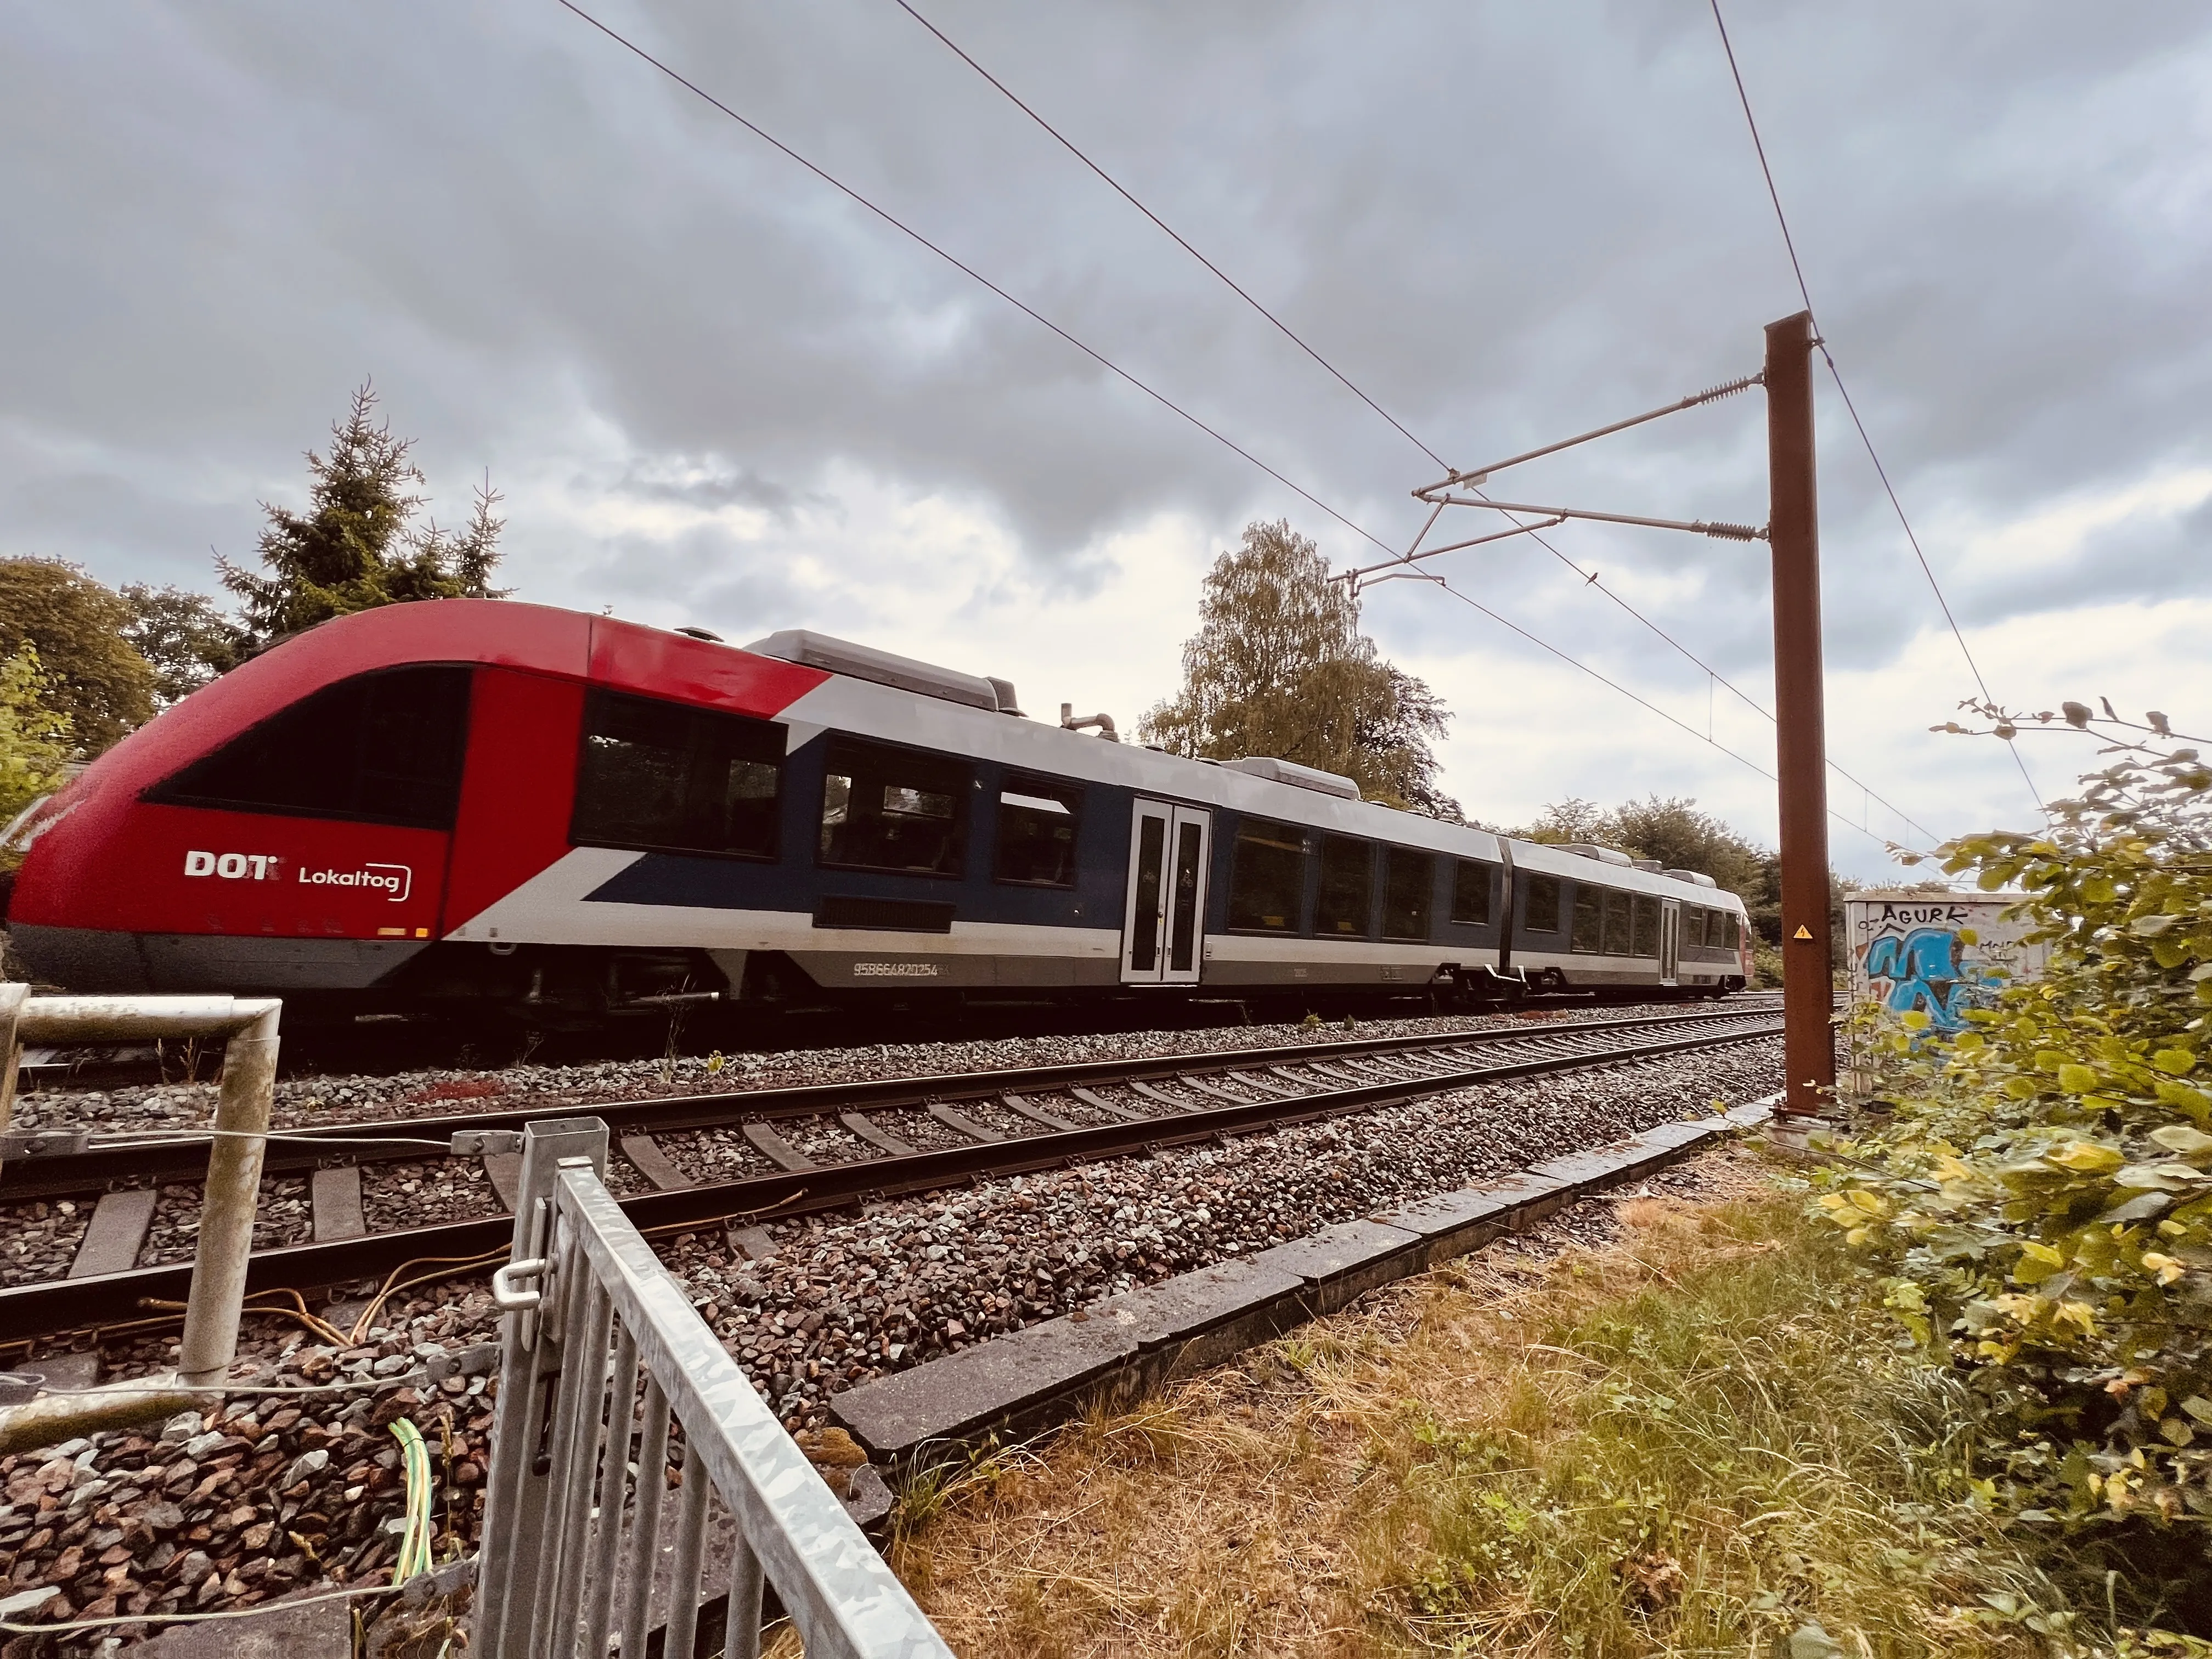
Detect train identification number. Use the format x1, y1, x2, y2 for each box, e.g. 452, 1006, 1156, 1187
851, 962, 939, 978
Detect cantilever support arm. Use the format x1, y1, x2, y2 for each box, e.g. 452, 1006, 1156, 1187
1412, 494, 1767, 541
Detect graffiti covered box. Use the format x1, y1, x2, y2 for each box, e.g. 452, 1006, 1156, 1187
1846, 890, 2048, 1037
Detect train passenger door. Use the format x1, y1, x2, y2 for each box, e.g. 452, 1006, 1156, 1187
1122, 800, 1211, 985
1659, 898, 1681, 985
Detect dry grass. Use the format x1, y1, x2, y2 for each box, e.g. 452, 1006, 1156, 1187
889, 1148, 2089, 1658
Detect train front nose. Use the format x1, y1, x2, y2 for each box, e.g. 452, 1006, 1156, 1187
3, 789, 160, 991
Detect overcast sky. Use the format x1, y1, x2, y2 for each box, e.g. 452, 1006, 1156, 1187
7, 1, 2210, 877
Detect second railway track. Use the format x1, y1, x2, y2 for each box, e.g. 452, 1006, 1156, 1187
0, 1004, 1781, 1342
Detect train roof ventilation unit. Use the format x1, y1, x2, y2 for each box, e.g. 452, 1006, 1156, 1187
1629, 857, 1663, 873
743, 630, 1011, 714
1666, 868, 1720, 888
1223, 756, 1363, 801
1563, 843, 1634, 867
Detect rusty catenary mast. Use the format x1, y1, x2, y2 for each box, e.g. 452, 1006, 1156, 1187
1763, 311, 1835, 1115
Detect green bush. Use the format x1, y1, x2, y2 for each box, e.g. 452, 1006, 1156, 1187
1820, 708, 2212, 1579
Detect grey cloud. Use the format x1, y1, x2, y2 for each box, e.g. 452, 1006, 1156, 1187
4, 0, 2211, 842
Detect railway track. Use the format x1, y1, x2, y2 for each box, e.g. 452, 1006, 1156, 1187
0, 1003, 1782, 1345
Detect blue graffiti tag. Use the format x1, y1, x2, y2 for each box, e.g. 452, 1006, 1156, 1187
1863, 927, 1999, 1032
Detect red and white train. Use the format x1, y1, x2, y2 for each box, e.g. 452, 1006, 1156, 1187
1, 600, 1752, 1023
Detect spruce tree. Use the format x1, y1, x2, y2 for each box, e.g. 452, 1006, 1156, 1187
220, 382, 506, 646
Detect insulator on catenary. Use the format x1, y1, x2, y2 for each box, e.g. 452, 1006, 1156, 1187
1696, 520, 1767, 541
1686, 373, 1763, 406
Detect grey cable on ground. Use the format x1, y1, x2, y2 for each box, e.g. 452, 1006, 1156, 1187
77, 1128, 451, 1150
0, 1578, 414, 1635
17, 1371, 442, 1398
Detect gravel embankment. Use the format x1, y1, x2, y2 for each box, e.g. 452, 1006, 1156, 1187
0, 1029, 1779, 1650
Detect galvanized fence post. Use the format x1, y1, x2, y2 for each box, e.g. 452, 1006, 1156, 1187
477, 1117, 610, 1659
178, 999, 282, 1385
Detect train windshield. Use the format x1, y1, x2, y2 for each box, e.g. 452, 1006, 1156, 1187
147, 665, 471, 830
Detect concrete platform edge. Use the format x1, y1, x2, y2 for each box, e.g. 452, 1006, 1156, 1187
829, 1096, 1774, 1468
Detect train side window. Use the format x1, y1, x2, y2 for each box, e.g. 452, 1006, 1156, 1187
1314, 836, 1373, 936
1227, 819, 1306, 932
1570, 885, 1601, 952
1681, 905, 1706, 947
819, 736, 970, 877
1632, 894, 1660, 957
995, 773, 1082, 887
148, 665, 472, 831
1381, 848, 1435, 941
1602, 890, 1632, 955
1451, 859, 1493, 926
1525, 874, 1561, 932
1725, 912, 1742, 949
572, 689, 783, 859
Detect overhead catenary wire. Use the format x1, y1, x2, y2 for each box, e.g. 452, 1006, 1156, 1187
888, 0, 1950, 844
1431, 574, 1928, 855
1379, 498, 1944, 845
553, 0, 1392, 555
1706, 0, 2046, 820
566, 0, 1939, 847
1457, 496, 1943, 846
888, 0, 1453, 473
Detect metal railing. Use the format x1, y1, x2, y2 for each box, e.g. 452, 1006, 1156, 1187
0, 985, 281, 1387
475, 1118, 951, 1659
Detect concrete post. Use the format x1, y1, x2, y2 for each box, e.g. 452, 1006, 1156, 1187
177, 1000, 283, 1386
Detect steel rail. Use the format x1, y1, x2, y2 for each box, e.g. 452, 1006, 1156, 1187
0, 1004, 1771, 1200
0, 1013, 1780, 1344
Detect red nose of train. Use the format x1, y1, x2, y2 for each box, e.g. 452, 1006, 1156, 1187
2, 601, 565, 997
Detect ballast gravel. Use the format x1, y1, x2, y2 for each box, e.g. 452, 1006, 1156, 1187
138, 1177, 313, 1267
2, 998, 1771, 1139
656, 1040, 1783, 1432
0, 1201, 92, 1289
0, 1295, 502, 1659
356, 1158, 498, 1233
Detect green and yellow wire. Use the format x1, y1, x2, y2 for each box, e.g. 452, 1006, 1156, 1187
389, 1419, 436, 1584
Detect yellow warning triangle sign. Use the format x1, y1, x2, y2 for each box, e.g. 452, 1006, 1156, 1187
1792, 924, 1814, 940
